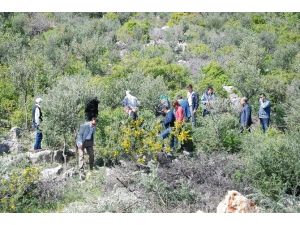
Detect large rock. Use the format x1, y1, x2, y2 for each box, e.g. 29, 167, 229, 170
217, 190, 259, 213
41, 165, 63, 180
53, 150, 64, 163
0, 143, 10, 155
9, 127, 22, 141
28, 150, 54, 164
1, 140, 24, 153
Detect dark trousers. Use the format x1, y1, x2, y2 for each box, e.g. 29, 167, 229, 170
260, 118, 270, 133
34, 131, 43, 150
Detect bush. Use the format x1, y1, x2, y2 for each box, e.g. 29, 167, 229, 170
241, 130, 300, 201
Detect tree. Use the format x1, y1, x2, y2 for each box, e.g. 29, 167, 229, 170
42, 75, 100, 166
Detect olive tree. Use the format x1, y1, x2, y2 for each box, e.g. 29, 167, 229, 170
42, 75, 100, 166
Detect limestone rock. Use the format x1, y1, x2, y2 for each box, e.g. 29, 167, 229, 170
217, 190, 258, 213
41, 165, 63, 180
53, 150, 64, 163
28, 150, 54, 164
0, 143, 9, 155
1, 140, 24, 153
9, 127, 22, 141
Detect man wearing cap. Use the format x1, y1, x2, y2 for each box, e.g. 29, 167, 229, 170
32, 97, 43, 151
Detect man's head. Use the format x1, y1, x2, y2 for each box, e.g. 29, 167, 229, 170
240, 97, 248, 105
172, 101, 180, 109
207, 86, 214, 95
161, 105, 169, 114
35, 97, 42, 104
90, 117, 97, 126
187, 84, 193, 93
259, 93, 266, 102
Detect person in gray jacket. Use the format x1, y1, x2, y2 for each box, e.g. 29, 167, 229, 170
76, 117, 97, 178
258, 93, 271, 133
201, 86, 216, 117
239, 97, 252, 133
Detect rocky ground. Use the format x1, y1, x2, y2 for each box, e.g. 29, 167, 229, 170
0, 127, 258, 213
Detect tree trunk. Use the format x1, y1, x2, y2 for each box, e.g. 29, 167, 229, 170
63, 135, 67, 168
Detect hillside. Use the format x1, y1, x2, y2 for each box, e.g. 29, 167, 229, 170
0, 12, 300, 213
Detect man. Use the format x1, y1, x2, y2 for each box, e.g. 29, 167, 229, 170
76, 117, 97, 179
187, 84, 199, 126
32, 97, 43, 151
173, 100, 184, 122
124, 106, 138, 120
201, 86, 216, 117
258, 93, 271, 133
160, 105, 176, 149
177, 95, 191, 121
122, 90, 140, 113
239, 97, 252, 133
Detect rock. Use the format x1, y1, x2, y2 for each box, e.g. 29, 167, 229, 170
0, 143, 10, 155
216, 190, 259, 213
161, 26, 169, 30
1, 140, 24, 153
41, 165, 63, 180
157, 152, 172, 166
53, 150, 64, 163
28, 150, 54, 164
10, 127, 22, 141
196, 210, 205, 213
62, 168, 78, 179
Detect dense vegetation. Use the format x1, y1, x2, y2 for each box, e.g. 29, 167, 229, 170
0, 12, 300, 212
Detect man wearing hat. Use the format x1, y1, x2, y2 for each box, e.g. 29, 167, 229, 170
32, 97, 43, 151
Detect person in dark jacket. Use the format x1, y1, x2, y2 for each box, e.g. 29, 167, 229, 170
258, 93, 271, 133
177, 95, 191, 121
159, 105, 176, 149
187, 84, 199, 126
201, 86, 216, 117
32, 97, 43, 151
239, 97, 252, 133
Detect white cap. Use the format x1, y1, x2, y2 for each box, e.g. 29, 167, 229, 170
35, 97, 42, 104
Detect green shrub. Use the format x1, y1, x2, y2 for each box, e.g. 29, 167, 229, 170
241, 130, 300, 201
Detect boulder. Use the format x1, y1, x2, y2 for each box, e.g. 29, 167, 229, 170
216, 190, 259, 213
62, 168, 78, 179
0, 143, 10, 155
9, 127, 22, 141
41, 165, 63, 180
1, 140, 24, 153
53, 150, 64, 163
28, 150, 54, 164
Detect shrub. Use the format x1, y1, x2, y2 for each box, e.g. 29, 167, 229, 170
241, 130, 300, 201
0, 167, 40, 212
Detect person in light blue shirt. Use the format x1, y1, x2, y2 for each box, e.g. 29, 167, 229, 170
258, 93, 271, 133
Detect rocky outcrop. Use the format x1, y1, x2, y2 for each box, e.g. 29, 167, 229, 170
41, 165, 63, 180
223, 86, 240, 109
28, 150, 54, 164
0, 127, 25, 154
216, 190, 258, 213
0, 143, 10, 155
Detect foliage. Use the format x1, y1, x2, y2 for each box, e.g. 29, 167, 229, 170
0, 167, 40, 212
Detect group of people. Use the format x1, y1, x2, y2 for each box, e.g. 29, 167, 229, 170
31, 84, 271, 179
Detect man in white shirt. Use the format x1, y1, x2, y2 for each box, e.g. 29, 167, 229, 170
32, 97, 43, 151
187, 84, 199, 127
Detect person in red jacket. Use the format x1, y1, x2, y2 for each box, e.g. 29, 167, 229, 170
173, 101, 184, 122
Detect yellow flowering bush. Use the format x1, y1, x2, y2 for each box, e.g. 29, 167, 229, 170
0, 167, 40, 212
171, 121, 193, 152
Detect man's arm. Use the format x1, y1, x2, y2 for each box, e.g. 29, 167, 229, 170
201, 94, 208, 105
261, 100, 270, 109
244, 106, 250, 127
76, 124, 85, 148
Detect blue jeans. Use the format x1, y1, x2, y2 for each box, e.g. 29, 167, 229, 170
34, 131, 43, 150
260, 118, 270, 133
160, 127, 175, 149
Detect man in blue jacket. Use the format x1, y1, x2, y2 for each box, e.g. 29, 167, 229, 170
239, 97, 252, 133
160, 105, 176, 149
177, 95, 191, 121
258, 93, 271, 133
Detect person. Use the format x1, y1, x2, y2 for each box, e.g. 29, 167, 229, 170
258, 93, 271, 133
32, 97, 43, 151
187, 84, 199, 126
239, 97, 252, 133
201, 86, 216, 117
124, 106, 138, 120
177, 95, 191, 121
122, 90, 140, 112
76, 117, 97, 179
155, 95, 170, 117
159, 105, 176, 149
173, 100, 184, 122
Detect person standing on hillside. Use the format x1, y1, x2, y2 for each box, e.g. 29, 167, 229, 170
173, 100, 184, 122
258, 93, 271, 133
160, 105, 176, 149
76, 117, 97, 180
177, 95, 190, 122
32, 97, 43, 152
239, 97, 252, 133
201, 86, 216, 117
187, 84, 199, 127
122, 90, 140, 117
